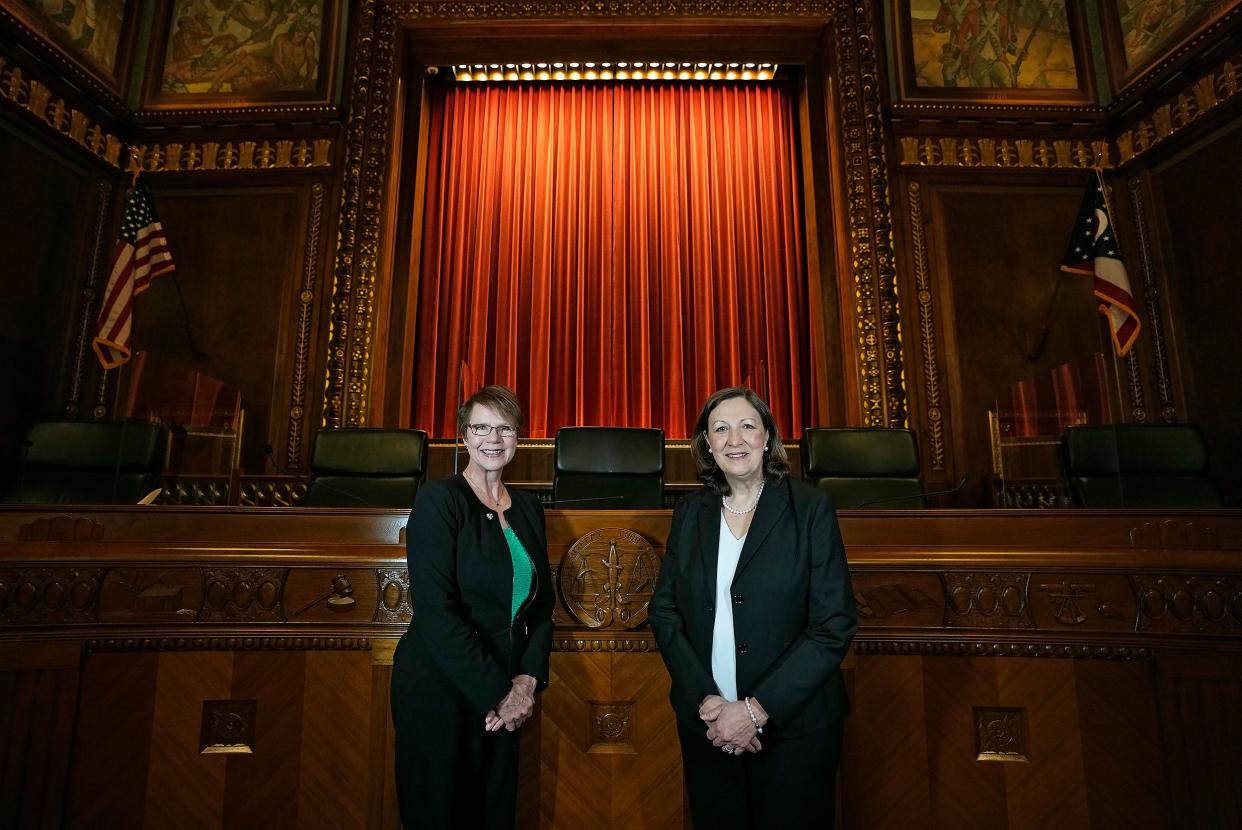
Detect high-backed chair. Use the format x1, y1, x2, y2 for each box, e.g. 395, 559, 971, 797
1061, 424, 1224, 508
4, 420, 167, 504
802, 427, 924, 509
553, 427, 664, 509
305, 428, 428, 508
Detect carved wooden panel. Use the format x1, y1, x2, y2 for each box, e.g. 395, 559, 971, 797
559, 528, 658, 630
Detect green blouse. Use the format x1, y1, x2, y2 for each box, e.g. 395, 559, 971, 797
503, 526, 534, 621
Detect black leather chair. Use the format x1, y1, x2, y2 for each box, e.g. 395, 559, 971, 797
305, 428, 428, 508
4, 420, 167, 504
802, 427, 925, 509
553, 427, 665, 509
1061, 424, 1224, 508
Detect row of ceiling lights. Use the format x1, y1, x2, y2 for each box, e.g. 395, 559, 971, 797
450, 62, 778, 82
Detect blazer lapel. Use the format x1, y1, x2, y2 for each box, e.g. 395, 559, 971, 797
732, 478, 790, 583
697, 491, 722, 601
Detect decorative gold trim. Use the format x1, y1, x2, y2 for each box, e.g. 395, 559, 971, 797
66, 180, 112, 419
1125, 350, 1147, 422
384, 0, 833, 18
898, 136, 1110, 169
325, 0, 397, 428
287, 183, 326, 470
85, 636, 375, 652
554, 635, 657, 652
1127, 178, 1176, 423
852, 639, 1154, 660
0, 51, 124, 168
835, 0, 906, 426
131, 139, 333, 173
906, 182, 945, 471
1116, 53, 1242, 166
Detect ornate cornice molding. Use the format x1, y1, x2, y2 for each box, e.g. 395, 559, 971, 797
906, 182, 945, 471
85, 636, 374, 652
898, 136, 1111, 170
325, 0, 397, 428
286, 183, 326, 469
0, 51, 123, 168
1115, 53, 1241, 167
382, 0, 833, 18
65, 180, 112, 419
130, 139, 334, 174
853, 639, 1154, 660
834, 0, 906, 427
1127, 178, 1175, 424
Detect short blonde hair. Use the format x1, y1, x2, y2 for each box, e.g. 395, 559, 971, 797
456, 385, 525, 437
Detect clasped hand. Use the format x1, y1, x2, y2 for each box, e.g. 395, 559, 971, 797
699, 695, 764, 753
484, 674, 537, 732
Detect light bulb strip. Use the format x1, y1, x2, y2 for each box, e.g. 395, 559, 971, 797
449, 62, 777, 82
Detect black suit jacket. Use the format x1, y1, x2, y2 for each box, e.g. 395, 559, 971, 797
649, 476, 857, 738
393, 475, 555, 716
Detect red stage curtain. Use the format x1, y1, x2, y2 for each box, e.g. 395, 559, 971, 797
412, 82, 818, 439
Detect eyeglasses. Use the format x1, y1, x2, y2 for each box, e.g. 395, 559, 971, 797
468, 423, 518, 438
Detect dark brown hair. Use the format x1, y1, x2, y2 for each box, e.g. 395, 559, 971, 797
457, 385, 525, 437
689, 386, 790, 495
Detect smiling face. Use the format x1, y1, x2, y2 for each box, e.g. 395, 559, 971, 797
705, 395, 769, 487
462, 402, 518, 475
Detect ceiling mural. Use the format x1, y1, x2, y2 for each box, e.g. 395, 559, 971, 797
20, 0, 127, 72
159, 0, 324, 95
907, 0, 1079, 89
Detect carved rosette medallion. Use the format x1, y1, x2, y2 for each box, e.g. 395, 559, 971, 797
375, 568, 412, 623
558, 528, 658, 629
974, 707, 1029, 762
942, 573, 1033, 629
199, 568, 285, 623
0, 567, 103, 625
589, 700, 636, 754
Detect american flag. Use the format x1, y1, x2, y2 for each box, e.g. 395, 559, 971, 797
92, 180, 175, 369
1061, 172, 1140, 356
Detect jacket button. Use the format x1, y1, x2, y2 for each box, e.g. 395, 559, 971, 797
737, 643, 748, 654
707, 606, 714, 615
732, 594, 743, 604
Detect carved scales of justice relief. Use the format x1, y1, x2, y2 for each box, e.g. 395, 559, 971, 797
558, 528, 658, 630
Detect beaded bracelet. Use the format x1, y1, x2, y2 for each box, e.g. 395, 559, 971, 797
744, 697, 763, 734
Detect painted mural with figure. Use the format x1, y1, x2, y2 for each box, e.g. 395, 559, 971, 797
908, 0, 1078, 88
21, 0, 127, 72
1118, 0, 1218, 66
160, 0, 323, 94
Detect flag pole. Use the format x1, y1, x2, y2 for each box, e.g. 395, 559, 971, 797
1092, 165, 1133, 426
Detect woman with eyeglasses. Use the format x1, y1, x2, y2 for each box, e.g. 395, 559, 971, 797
391, 385, 553, 830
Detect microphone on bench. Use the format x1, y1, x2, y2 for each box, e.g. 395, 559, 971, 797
854, 475, 969, 508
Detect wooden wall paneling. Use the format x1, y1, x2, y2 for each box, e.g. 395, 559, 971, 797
66, 651, 160, 828
607, 652, 681, 830
1155, 651, 1242, 829
132, 180, 327, 474
800, 46, 848, 427
144, 650, 233, 830
298, 650, 373, 830
994, 658, 1089, 830
0, 641, 80, 830
540, 650, 612, 829
840, 654, 932, 829
0, 119, 104, 487
922, 656, 1008, 828
367, 643, 400, 830
1144, 117, 1242, 499
224, 650, 307, 828
1074, 661, 1169, 829
924, 176, 1107, 506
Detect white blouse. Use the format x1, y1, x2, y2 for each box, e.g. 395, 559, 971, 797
710, 514, 747, 702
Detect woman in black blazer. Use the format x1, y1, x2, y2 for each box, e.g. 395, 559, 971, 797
391, 385, 554, 830
649, 386, 857, 829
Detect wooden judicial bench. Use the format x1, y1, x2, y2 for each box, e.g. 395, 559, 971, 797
1, 506, 1240, 829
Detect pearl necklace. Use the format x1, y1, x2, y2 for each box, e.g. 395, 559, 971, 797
722, 480, 764, 515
